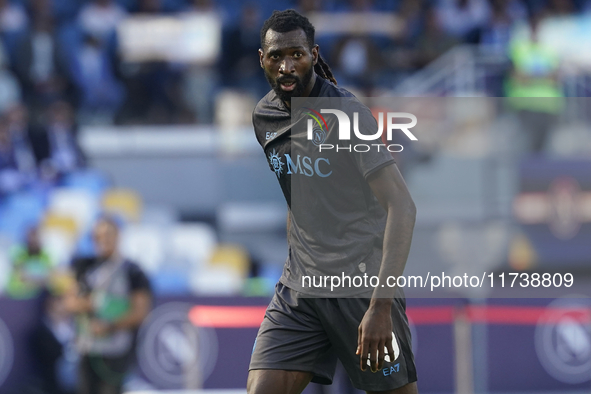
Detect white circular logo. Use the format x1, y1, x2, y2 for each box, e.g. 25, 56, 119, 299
535, 297, 591, 384
0, 317, 14, 387
137, 303, 218, 388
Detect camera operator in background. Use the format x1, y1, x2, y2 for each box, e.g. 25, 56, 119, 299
65, 216, 152, 394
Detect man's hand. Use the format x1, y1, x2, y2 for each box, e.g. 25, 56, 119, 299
90, 319, 112, 337
356, 300, 396, 373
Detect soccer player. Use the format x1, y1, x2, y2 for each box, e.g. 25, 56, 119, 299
248, 9, 418, 394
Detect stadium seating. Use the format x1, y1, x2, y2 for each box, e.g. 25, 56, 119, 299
102, 188, 143, 223
119, 223, 165, 274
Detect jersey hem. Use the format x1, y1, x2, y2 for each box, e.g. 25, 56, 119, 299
248, 363, 333, 385
278, 277, 375, 298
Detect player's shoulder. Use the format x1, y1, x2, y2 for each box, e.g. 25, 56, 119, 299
318, 78, 356, 99
253, 90, 286, 119
252, 90, 290, 145
319, 79, 371, 115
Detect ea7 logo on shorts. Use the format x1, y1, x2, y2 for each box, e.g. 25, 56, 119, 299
383, 363, 400, 376
306, 109, 418, 142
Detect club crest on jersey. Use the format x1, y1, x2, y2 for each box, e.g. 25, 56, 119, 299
304, 107, 327, 146
268, 149, 284, 178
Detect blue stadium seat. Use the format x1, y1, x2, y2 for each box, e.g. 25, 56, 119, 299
0, 191, 47, 242
151, 267, 191, 295
74, 229, 96, 257
61, 170, 111, 196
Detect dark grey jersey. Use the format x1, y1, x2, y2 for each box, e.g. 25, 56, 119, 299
253, 77, 395, 296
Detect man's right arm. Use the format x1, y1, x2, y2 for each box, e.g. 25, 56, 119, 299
64, 279, 93, 314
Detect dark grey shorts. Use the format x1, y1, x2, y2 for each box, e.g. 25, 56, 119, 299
249, 283, 417, 392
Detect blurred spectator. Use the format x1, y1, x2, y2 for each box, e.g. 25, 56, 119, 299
0, 0, 28, 33
412, 7, 459, 69
117, 60, 184, 124
436, 0, 491, 44
135, 0, 163, 13
481, 0, 528, 53
117, 0, 192, 124
0, 117, 22, 194
331, 34, 385, 91
505, 11, 564, 153
547, 0, 576, 15
397, 0, 426, 44
30, 284, 78, 394
13, 12, 72, 120
70, 33, 125, 124
6, 226, 53, 299
349, 0, 374, 11
219, 3, 264, 97
77, 0, 127, 41
0, 42, 21, 114
65, 216, 152, 394
0, 0, 28, 62
297, 0, 324, 13
3, 104, 38, 185
32, 100, 86, 180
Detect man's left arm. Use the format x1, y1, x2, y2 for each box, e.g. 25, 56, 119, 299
356, 163, 416, 373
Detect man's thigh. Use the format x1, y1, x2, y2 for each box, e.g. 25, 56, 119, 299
249, 283, 337, 384
247, 369, 314, 394
317, 297, 418, 392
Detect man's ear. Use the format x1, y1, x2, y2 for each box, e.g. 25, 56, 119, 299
259, 48, 264, 68
312, 44, 319, 66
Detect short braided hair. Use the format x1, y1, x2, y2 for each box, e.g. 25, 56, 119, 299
260, 9, 337, 85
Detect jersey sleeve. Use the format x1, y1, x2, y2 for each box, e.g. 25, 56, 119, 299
127, 262, 152, 293
349, 104, 395, 180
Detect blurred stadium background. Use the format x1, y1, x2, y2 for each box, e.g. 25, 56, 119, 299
0, 0, 591, 393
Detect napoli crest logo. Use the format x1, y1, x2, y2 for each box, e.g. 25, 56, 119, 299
268, 149, 284, 178
535, 297, 591, 384
304, 107, 327, 146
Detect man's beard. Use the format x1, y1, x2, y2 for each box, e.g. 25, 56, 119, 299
265, 65, 314, 103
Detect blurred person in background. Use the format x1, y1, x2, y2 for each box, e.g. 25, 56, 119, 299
297, 0, 324, 13
30, 280, 78, 394
436, 0, 491, 44
77, 0, 127, 42
546, 0, 576, 16
13, 8, 73, 122
505, 10, 564, 153
220, 3, 266, 98
480, 0, 527, 54
0, 0, 29, 62
0, 116, 24, 195
65, 216, 151, 394
331, 33, 385, 93
70, 31, 125, 124
0, 41, 22, 114
411, 7, 458, 70
180, 0, 222, 124
1, 104, 38, 189
116, 0, 187, 124
32, 100, 86, 181
329, 0, 385, 92
6, 225, 53, 299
